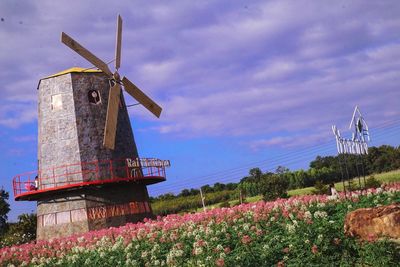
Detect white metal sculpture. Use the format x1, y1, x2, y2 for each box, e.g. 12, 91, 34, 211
349, 105, 370, 143
332, 106, 370, 155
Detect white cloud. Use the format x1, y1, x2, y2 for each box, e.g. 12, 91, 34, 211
0, 0, 399, 149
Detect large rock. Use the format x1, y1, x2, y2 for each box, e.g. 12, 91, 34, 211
344, 204, 400, 240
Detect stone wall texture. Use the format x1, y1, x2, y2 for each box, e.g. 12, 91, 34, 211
36, 72, 152, 240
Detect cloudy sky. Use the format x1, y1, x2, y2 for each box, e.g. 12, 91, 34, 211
1, 0, 399, 220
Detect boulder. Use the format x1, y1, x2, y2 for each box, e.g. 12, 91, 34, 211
344, 204, 400, 240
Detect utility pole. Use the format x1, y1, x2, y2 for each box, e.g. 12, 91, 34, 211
200, 188, 206, 212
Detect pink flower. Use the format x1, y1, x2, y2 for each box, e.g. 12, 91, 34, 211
311, 244, 318, 254
216, 258, 225, 267
241, 235, 252, 244
367, 234, 376, 242
277, 261, 285, 267
282, 247, 289, 253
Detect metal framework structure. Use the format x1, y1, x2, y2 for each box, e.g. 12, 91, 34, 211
332, 106, 371, 196
13, 158, 167, 201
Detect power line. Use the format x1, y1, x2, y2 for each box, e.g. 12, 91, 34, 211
150, 120, 400, 194
153, 124, 400, 193
156, 121, 400, 189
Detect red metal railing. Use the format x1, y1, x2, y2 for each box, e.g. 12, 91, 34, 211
13, 158, 167, 200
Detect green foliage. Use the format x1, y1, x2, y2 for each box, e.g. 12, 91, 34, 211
345, 179, 359, 192
312, 181, 329, 195
365, 175, 381, 189
260, 174, 289, 201
0, 213, 36, 248
152, 190, 236, 216
218, 201, 230, 208
237, 181, 260, 197
0, 189, 10, 236
151, 145, 400, 216
366, 145, 400, 174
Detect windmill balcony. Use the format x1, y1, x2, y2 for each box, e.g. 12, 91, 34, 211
12, 158, 167, 201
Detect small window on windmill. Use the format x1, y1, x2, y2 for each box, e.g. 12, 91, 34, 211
88, 90, 101, 105
51, 94, 63, 111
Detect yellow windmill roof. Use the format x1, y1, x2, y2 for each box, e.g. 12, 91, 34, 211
42, 67, 103, 80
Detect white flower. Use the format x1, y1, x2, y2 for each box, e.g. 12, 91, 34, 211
141, 251, 148, 258
314, 211, 328, 219
327, 195, 338, 200
194, 247, 203, 255
304, 211, 312, 220
286, 224, 296, 234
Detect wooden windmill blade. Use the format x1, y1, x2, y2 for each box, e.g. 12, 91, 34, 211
103, 83, 122, 149
122, 76, 162, 118
61, 32, 113, 77
115, 15, 122, 70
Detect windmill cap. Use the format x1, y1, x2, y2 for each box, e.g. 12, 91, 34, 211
37, 67, 104, 89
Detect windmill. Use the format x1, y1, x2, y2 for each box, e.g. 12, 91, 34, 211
11, 15, 169, 240
61, 15, 162, 149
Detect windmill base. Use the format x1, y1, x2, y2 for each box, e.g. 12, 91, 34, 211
36, 183, 153, 240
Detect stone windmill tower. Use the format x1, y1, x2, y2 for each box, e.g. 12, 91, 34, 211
12, 15, 169, 240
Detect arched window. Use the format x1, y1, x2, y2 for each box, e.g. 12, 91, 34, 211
88, 90, 101, 104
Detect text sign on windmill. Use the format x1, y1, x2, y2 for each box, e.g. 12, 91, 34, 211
61, 15, 162, 150
332, 106, 370, 155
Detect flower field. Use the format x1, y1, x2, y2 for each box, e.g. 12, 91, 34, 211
1, 184, 400, 267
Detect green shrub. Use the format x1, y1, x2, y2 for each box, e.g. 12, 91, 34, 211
0, 213, 36, 248
365, 175, 381, 189
218, 201, 230, 208
260, 174, 289, 201
312, 180, 329, 195
152, 190, 237, 216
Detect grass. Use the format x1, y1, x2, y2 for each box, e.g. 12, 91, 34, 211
200, 169, 400, 210
289, 169, 400, 196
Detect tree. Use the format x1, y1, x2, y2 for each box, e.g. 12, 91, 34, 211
201, 184, 213, 193
249, 168, 263, 181
312, 181, 329, 195
213, 182, 226, 192
275, 166, 289, 174
0, 213, 36, 247
0, 189, 10, 235
179, 189, 191, 197
225, 183, 237, 191
189, 188, 200, 195
259, 174, 289, 201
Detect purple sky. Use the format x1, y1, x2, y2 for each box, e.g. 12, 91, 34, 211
1, 1, 399, 220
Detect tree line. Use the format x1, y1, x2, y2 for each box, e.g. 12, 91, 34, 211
152, 145, 400, 213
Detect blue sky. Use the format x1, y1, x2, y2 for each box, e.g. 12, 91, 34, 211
1, 1, 399, 221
